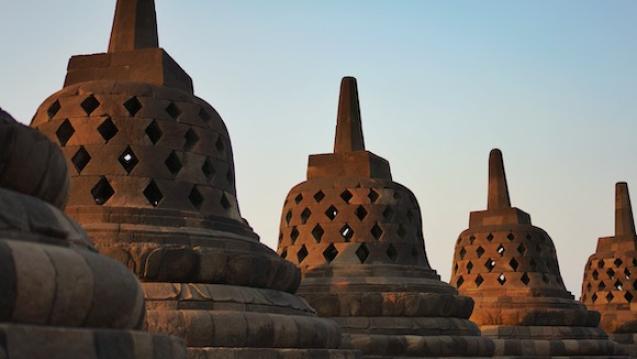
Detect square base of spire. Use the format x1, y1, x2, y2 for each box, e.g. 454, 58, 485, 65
469, 207, 531, 227
307, 151, 392, 180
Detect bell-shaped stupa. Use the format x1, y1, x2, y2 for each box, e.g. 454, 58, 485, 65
0, 108, 185, 358
451, 149, 626, 357
30, 1, 356, 357
581, 182, 637, 355
277, 77, 495, 358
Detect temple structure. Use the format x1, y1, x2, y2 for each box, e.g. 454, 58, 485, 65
581, 182, 637, 355
277, 77, 495, 358
0, 108, 185, 358
30, 1, 356, 358
450, 149, 626, 357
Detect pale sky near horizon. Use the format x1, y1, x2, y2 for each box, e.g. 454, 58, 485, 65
1, 1, 636, 295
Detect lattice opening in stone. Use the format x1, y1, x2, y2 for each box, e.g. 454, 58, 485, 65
188, 186, 204, 210
184, 128, 199, 151
285, 210, 292, 225
81, 95, 100, 115
467, 261, 474, 273
72, 146, 91, 173
395, 224, 406, 238
476, 246, 485, 258
355, 205, 368, 221
124, 96, 142, 117
485, 258, 496, 272
323, 243, 339, 263
47, 100, 61, 118
475, 275, 484, 287
459, 247, 467, 259
633, 258, 637, 267
509, 258, 519, 271
56, 119, 75, 146
145, 120, 163, 145
626, 292, 634, 303
606, 292, 614, 303
454, 263, 459, 273
507, 233, 515, 241
280, 248, 287, 259
614, 258, 623, 267
387, 244, 398, 262
593, 270, 599, 280
469, 235, 476, 245
592, 293, 598, 303
607, 268, 616, 279
625, 268, 632, 280
290, 227, 299, 244
312, 224, 324, 243
497, 273, 507, 285
371, 223, 383, 240
313, 191, 325, 203
356, 244, 370, 263
497, 244, 505, 257
165, 151, 183, 175
91, 176, 114, 205
383, 206, 394, 220
456, 276, 464, 288
300, 208, 311, 224
297, 245, 308, 263
368, 189, 379, 203
215, 137, 225, 153
615, 280, 623, 291
143, 180, 163, 207
118, 146, 139, 174
166, 102, 182, 120
220, 193, 231, 210
325, 206, 338, 220
340, 224, 354, 242
521, 272, 530, 285
486, 233, 494, 242
517, 244, 526, 255
293, 194, 303, 205
97, 117, 118, 142
598, 259, 605, 268
202, 158, 216, 180
340, 190, 353, 204
199, 108, 211, 122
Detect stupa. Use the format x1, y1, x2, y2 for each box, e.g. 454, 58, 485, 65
581, 182, 637, 355
277, 77, 495, 358
0, 108, 185, 358
450, 149, 626, 356
30, 1, 356, 358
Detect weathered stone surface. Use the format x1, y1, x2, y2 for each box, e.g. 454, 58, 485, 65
450, 149, 626, 357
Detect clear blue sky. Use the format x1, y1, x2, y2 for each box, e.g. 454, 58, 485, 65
2, 1, 636, 294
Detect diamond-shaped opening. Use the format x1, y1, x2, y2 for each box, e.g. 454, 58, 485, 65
507, 233, 515, 241
475, 275, 484, 287
466, 261, 474, 273
598, 259, 605, 268
454, 263, 459, 273
476, 246, 485, 258
340, 224, 354, 242
325, 205, 338, 220
340, 190, 353, 204
97, 117, 118, 142
626, 291, 634, 303
188, 186, 204, 210
386, 244, 398, 262
614, 280, 623, 290
607, 292, 615, 303
184, 128, 199, 151
47, 100, 61, 119
164, 151, 183, 175
587, 282, 592, 290
290, 227, 299, 244
469, 235, 476, 244
456, 276, 464, 288
614, 258, 623, 267
607, 268, 616, 279
72, 146, 91, 173
625, 268, 632, 279
81, 95, 100, 115
300, 208, 311, 224
124, 96, 142, 117
486, 233, 494, 242
397, 224, 407, 238
592, 293, 598, 303
199, 108, 211, 122
459, 247, 467, 259
521, 272, 530, 285
220, 193, 232, 210
485, 258, 496, 272
356, 243, 370, 263
355, 205, 368, 221
280, 248, 288, 259
145, 120, 163, 145
368, 189, 379, 203
634, 280, 637, 290
166, 102, 182, 120
509, 258, 519, 271
497, 273, 507, 285
143, 180, 163, 207
311, 224, 324, 243
56, 119, 75, 146
294, 193, 303, 204
497, 244, 505, 257
91, 176, 114, 205
215, 136, 225, 153
371, 223, 383, 240
517, 244, 526, 255
323, 243, 339, 263
313, 191, 325, 203
297, 245, 308, 263
634, 258, 637, 267
285, 210, 292, 224
383, 206, 394, 220
202, 158, 216, 180
118, 146, 139, 174
592, 270, 599, 280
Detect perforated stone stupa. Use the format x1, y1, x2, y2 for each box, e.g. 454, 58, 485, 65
581, 182, 637, 355
0, 108, 185, 359
30, 1, 356, 358
450, 149, 626, 357
277, 77, 495, 358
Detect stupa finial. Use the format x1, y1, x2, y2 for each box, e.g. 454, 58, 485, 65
487, 148, 511, 210
108, 0, 159, 52
333, 76, 365, 153
615, 182, 636, 238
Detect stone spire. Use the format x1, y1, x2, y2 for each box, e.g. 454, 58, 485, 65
615, 182, 636, 238
334, 77, 365, 153
487, 149, 511, 210
108, 0, 159, 52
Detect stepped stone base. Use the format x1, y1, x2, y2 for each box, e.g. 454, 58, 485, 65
189, 348, 360, 359
610, 333, 637, 357
0, 323, 186, 359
